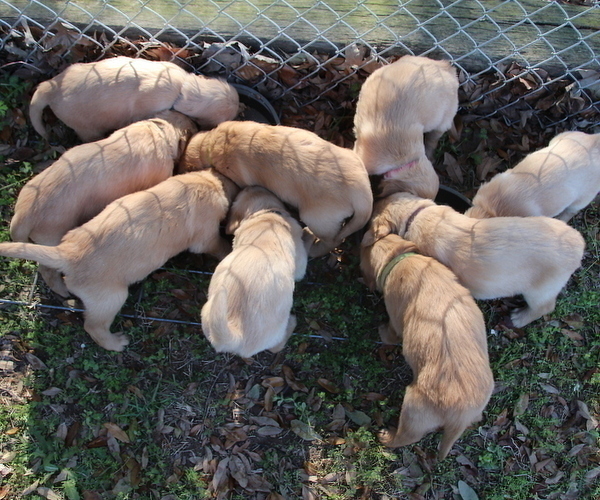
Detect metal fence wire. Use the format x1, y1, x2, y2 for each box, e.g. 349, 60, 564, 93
1, 0, 599, 126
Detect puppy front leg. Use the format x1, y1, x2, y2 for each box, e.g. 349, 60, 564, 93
379, 322, 402, 345
269, 314, 296, 353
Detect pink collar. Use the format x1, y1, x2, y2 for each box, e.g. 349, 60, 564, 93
383, 160, 417, 179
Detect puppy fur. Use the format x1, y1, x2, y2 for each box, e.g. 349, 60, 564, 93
10, 110, 198, 296
201, 186, 310, 358
364, 192, 585, 328
0, 170, 239, 351
180, 120, 373, 257
29, 56, 239, 141
466, 131, 600, 221
361, 233, 493, 459
353, 55, 459, 199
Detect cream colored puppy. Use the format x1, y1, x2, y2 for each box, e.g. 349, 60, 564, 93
181, 120, 373, 257
466, 131, 600, 221
201, 187, 310, 358
10, 110, 198, 296
361, 233, 493, 460
353, 55, 459, 199
364, 193, 585, 328
30, 56, 239, 141
0, 170, 238, 351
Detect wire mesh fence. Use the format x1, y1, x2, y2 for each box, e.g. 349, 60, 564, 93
1, 0, 599, 125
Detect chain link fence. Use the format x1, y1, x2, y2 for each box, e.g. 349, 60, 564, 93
1, 0, 599, 125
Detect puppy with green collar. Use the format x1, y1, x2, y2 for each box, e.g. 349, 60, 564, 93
360, 233, 494, 460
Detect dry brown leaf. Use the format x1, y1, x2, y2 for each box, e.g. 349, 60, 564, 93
561, 329, 584, 343
585, 466, 600, 483
513, 393, 529, 417
261, 377, 285, 389
362, 392, 387, 402
540, 383, 560, 394
210, 458, 230, 492
228, 455, 248, 488
443, 152, 464, 184
290, 420, 322, 441
103, 423, 131, 444
282, 365, 308, 392
82, 491, 102, 500
563, 313, 584, 329
25, 353, 47, 370
41, 387, 62, 397
249, 416, 279, 427
36, 487, 61, 500
476, 155, 502, 181
256, 426, 283, 437
317, 378, 341, 394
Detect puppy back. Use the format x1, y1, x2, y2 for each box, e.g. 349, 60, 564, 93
387, 252, 493, 410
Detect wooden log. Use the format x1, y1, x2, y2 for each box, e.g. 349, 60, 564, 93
1, 0, 598, 75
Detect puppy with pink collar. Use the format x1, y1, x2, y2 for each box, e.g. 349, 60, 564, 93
353, 55, 459, 199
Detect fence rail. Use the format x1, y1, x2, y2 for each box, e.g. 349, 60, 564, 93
1, 0, 599, 123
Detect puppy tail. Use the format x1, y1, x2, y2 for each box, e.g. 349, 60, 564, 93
0, 242, 66, 272
29, 81, 52, 140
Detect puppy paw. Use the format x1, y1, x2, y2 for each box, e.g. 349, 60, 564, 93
99, 332, 130, 352
509, 308, 536, 329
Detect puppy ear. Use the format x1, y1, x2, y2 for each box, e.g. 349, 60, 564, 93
361, 228, 377, 247
362, 218, 392, 247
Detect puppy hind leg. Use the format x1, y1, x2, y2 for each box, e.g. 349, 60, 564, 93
378, 322, 402, 345
78, 286, 131, 351
423, 130, 444, 161
555, 203, 584, 223
510, 287, 559, 328
437, 421, 468, 460
190, 234, 231, 260
379, 387, 437, 449
301, 208, 348, 257
269, 314, 296, 353
39, 265, 70, 297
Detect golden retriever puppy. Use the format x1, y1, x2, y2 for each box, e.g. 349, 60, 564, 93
180, 120, 373, 257
201, 186, 310, 358
361, 233, 494, 459
10, 110, 198, 297
466, 131, 600, 221
29, 56, 239, 141
0, 170, 238, 351
353, 55, 459, 199
364, 193, 585, 328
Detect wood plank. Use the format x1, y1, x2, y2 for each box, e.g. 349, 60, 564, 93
1, 0, 598, 74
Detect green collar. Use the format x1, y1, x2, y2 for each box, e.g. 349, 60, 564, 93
376, 252, 418, 290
